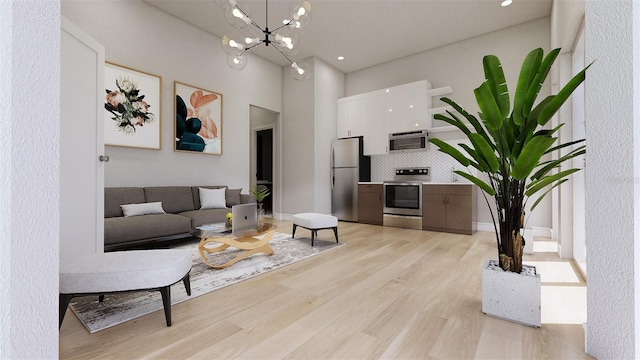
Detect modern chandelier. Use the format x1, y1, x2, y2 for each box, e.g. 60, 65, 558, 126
214, 0, 312, 80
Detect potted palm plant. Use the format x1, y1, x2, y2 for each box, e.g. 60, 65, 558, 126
250, 185, 271, 225
430, 48, 589, 326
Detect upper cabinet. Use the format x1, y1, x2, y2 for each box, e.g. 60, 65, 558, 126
386, 80, 431, 133
337, 97, 365, 138
337, 80, 432, 155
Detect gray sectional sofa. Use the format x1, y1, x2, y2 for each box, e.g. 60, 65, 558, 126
104, 186, 254, 251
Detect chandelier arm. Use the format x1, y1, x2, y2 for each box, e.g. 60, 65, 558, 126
272, 44, 295, 65
270, 20, 292, 33
245, 41, 266, 52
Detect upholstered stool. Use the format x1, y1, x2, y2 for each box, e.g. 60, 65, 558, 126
59, 249, 192, 328
292, 213, 339, 247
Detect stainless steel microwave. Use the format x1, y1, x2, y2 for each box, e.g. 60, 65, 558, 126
389, 130, 429, 152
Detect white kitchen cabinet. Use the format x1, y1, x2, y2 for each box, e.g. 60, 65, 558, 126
363, 90, 388, 155
386, 80, 431, 134
337, 98, 364, 138
337, 79, 431, 154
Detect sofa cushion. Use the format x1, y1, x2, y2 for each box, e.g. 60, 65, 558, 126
199, 187, 226, 210
105, 187, 145, 218
225, 188, 242, 207
180, 208, 229, 229
191, 186, 225, 209
104, 213, 192, 245
144, 186, 195, 214
121, 202, 166, 217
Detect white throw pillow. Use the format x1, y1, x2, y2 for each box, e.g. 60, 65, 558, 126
199, 187, 226, 210
121, 202, 166, 217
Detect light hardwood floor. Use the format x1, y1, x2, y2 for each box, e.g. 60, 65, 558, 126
59, 220, 593, 359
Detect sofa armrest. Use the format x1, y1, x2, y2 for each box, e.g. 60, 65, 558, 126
241, 194, 256, 204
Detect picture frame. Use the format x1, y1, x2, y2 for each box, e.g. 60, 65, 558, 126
174, 81, 223, 155
104, 62, 162, 149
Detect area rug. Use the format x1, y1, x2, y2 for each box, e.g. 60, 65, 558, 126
69, 232, 343, 333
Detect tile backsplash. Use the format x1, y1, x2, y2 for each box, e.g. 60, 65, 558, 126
370, 139, 471, 182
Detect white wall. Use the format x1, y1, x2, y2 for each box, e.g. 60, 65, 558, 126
0, 1, 60, 358
281, 57, 345, 216
584, 0, 639, 357
282, 59, 316, 215
313, 58, 344, 214
61, 0, 283, 193
345, 17, 551, 229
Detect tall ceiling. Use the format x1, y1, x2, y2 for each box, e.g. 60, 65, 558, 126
145, 0, 553, 74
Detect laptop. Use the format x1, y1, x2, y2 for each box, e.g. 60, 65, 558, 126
231, 203, 257, 234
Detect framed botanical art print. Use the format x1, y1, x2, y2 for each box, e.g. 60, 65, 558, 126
174, 81, 223, 155
104, 62, 161, 149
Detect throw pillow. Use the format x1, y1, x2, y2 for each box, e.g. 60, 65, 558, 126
120, 202, 166, 217
225, 188, 242, 207
199, 187, 226, 209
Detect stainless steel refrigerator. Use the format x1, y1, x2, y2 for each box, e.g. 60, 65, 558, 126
331, 137, 371, 221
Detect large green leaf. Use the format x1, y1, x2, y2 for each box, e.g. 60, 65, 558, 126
434, 112, 472, 136
522, 49, 560, 118
430, 139, 471, 167
441, 97, 492, 143
454, 171, 496, 196
459, 143, 489, 172
525, 168, 580, 197
531, 145, 585, 180
545, 138, 585, 155
536, 63, 592, 126
483, 55, 510, 118
529, 179, 568, 211
511, 135, 557, 180
512, 48, 543, 126
469, 133, 499, 172
474, 82, 504, 131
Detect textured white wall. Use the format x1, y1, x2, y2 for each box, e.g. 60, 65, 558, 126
0, 1, 60, 358
62, 0, 283, 193
585, 0, 638, 358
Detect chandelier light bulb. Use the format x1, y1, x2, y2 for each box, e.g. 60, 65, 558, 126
227, 53, 248, 70
244, 37, 260, 45
290, 60, 310, 80
222, 35, 245, 55
289, 0, 311, 27
224, 5, 252, 28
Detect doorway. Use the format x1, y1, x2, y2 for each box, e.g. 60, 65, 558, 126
250, 105, 279, 216
256, 128, 273, 214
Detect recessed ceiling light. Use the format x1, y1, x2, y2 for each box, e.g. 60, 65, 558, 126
337, 56, 345, 61
501, 0, 512, 6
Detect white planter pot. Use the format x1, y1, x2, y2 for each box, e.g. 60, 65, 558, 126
482, 259, 541, 327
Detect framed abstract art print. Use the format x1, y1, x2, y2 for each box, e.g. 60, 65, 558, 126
174, 81, 223, 155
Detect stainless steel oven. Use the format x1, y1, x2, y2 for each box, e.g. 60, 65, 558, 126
383, 181, 423, 216
382, 167, 430, 230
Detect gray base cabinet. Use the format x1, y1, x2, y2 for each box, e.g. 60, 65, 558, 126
423, 184, 477, 235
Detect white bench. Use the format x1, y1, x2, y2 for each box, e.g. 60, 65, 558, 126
59, 249, 192, 328
292, 213, 339, 247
